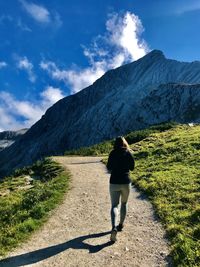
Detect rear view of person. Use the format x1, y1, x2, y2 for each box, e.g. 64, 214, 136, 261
107, 136, 135, 242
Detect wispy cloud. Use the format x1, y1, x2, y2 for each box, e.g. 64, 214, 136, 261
40, 11, 149, 93
17, 18, 32, 32
52, 12, 62, 29
0, 86, 65, 131
0, 15, 13, 24
19, 0, 62, 28
19, 0, 50, 23
40, 60, 105, 93
0, 61, 7, 69
0, 14, 32, 33
15, 56, 36, 83
173, 1, 200, 14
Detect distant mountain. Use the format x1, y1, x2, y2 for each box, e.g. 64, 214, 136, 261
0, 50, 200, 178
0, 129, 27, 151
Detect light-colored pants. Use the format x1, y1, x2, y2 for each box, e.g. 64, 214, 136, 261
109, 183, 131, 229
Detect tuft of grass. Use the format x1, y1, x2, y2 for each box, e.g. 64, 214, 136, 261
0, 158, 70, 257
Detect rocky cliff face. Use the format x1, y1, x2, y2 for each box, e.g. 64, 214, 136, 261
0, 129, 27, 151
0, 50, 200, 177
138, 83, 200, 125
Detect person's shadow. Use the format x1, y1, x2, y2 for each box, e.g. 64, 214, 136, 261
0, 231, 113, 267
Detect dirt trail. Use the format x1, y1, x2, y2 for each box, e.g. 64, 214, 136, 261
1, 156, 172, 267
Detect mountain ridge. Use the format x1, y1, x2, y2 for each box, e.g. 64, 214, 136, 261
0, 49, 200, 177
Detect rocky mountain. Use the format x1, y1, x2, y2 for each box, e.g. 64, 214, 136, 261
0, 50, 200, 178
0, 129, 27, 151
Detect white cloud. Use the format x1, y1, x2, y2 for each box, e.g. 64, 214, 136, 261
0, 61, 7, 69
0, 86, 65, 131
0, 106, 20, 132
16, 56, 36, 83
106, 12, 148, 61
40, 11, 149, 93
19, 0, 62, 27
40, 60, 105, 93
19, 0, 50, 23
40, 86, 65, 106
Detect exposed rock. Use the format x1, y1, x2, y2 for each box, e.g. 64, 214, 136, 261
0, 50, 200, 177
0, 129, 27, 151
138, 83, 200, 126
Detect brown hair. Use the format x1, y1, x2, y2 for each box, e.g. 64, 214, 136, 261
114, 136, 130, 150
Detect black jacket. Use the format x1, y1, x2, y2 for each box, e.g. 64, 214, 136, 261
107, 148, 135, 184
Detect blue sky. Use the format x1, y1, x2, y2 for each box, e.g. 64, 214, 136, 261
1, 0, 200, 131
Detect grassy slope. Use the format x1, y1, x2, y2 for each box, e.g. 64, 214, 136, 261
64, 122, 177, 156
65, 123, 200, 267
0, 158, 70, 257
131, 125, 200, 267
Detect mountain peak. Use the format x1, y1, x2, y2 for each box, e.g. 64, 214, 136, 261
145, 49, 166, 60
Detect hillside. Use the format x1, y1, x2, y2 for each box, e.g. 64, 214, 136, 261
0, 50, 200, 177
131, 124, 200, 266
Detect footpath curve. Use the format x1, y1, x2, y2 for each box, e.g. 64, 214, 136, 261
1, 156, 172, 267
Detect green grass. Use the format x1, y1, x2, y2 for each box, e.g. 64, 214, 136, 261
131, 125, 200, 267
64, 140, 113, 156
0, 158, 70, 257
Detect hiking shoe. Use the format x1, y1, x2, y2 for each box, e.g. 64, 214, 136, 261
117, 224, 124, 232
110, 228, 117, 242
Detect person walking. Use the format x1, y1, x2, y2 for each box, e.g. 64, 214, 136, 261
107, 136, 135, 242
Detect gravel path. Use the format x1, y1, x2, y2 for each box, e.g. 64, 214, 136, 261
0, 156, 172, 267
